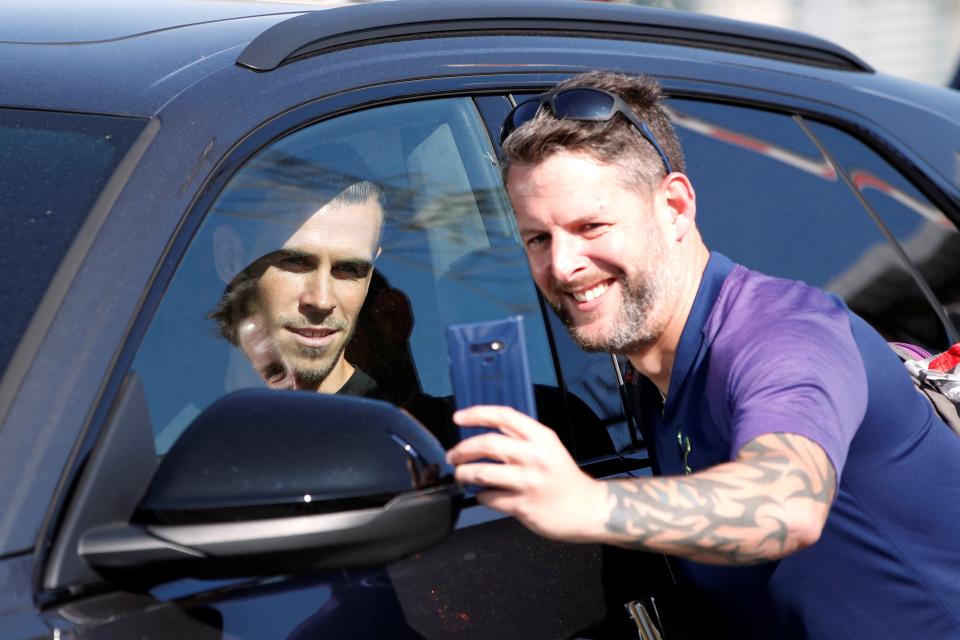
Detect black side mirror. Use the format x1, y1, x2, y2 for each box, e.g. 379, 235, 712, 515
79, 389, 460, 584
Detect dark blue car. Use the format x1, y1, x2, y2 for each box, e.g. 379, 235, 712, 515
2, 1, 959, 638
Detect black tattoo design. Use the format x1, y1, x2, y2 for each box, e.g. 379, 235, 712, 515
605, 433, 836, 564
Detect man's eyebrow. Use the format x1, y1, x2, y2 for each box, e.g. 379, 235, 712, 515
242, 248, 306, 278
275, 247, 311, 260
333, 257, 374, 270
518, 226, 546, 237
518, 215, 608, 240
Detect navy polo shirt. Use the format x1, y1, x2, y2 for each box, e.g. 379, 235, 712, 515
630, 252, 960, 638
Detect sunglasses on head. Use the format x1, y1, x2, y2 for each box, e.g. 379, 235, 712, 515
500, 87, 674, 176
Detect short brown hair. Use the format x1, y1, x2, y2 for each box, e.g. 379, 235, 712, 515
209, 274, 259, 346
500, 71, 684, 192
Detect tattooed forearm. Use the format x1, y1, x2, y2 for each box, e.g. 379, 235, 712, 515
605, 433, 836, 565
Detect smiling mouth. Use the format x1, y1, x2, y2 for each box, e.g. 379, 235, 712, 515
571, 280, 611, 303
287, 327, 336, 338
285, 326, 340, 348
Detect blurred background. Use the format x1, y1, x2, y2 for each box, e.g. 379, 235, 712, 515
611, 0, 960, 87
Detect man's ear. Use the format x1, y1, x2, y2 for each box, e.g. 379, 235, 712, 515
661, 173, 697, 241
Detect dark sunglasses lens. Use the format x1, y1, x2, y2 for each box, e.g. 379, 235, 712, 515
504, 99, 542, 140
553, 89, 614, 120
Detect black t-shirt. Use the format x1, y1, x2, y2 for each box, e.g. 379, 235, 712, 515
336, 367, 382, 399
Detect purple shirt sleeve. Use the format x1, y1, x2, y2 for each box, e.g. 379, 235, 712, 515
706, 268, 868, 481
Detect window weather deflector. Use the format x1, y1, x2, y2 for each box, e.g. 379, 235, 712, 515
236, 0, 872, 73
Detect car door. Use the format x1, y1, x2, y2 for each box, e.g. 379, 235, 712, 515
38, 84, 680, 640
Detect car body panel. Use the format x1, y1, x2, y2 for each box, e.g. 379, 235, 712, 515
0, 15, 289, 116
0, 555, 47, 638
0, 0, 347, 44
2, 2, 959, 637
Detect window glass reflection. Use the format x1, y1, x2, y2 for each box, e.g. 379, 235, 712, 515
670, 99, 948, 349
132, 98, 557, 455
804, 120, 959, 345
0, 109, 144, 379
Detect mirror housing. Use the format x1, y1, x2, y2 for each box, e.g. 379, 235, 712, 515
80, 389, 460, 582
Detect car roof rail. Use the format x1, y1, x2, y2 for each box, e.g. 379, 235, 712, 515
236, 0, 873, 73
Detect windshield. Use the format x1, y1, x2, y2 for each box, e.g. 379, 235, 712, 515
0, 108, 145, 379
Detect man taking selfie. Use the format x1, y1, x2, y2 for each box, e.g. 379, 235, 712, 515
446, 71, 960, 638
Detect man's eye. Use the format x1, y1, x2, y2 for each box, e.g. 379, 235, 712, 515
526, 234, 550, 249
277, 255, 311, 270
334, 263, 371, 279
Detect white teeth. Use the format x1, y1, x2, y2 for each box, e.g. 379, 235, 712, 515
572, 282, 608, 302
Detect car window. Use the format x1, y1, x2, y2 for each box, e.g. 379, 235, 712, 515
803, 120, 960, 341
670, 99, 952, 350
0, 109, 145, 380
129, 97, 561, 455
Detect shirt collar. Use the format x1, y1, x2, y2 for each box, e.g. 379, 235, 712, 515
666, 251, 735, 404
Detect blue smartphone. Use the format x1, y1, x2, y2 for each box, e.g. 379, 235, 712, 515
446, 315, 537, 444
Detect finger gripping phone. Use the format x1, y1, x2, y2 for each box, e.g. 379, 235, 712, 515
446, 316, 537, 432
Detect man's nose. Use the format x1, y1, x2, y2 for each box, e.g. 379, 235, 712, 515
299, 271, 336, 315
550, 233, 588, 283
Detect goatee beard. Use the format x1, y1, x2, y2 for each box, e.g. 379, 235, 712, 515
274, 316, 354, 387
294, 361, 336, 384
291, 340, 348, 386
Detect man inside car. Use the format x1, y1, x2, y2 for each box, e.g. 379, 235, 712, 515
210, 179, 384, 397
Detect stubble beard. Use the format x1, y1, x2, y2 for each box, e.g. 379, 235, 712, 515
554, 269, 665, 354
290, 345, 343, 384
553, 222, 670, 354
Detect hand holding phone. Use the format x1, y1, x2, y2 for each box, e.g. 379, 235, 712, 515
446, 316, 537, 443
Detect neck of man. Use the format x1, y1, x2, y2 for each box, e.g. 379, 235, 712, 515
626, 243, 710, 398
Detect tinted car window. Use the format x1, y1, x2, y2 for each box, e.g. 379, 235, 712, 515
130, 98, 559, 454
671, 99, 950, 348
0, 109, 144, 378
804, 120, 960, 343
